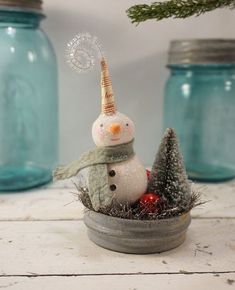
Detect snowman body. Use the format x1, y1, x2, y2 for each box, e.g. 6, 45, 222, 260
92, 111, 147, 204
107, 155, 147, 203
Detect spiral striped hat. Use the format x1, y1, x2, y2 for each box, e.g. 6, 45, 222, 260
100, 58, 116, 115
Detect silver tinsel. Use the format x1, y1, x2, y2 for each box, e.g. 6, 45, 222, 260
74, 183, 203, 220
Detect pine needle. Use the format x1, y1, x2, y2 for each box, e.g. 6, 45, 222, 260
126, 0, 235, 24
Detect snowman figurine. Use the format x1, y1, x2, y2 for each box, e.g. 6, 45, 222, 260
54, 58, 147, 210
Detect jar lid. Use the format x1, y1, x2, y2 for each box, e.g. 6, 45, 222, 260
168, 39, 235, 65
0, 0, 42, 11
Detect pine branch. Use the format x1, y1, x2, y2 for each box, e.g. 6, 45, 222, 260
127, 0, 235, 24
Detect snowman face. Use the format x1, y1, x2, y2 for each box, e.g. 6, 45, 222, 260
92, 111, 135, 146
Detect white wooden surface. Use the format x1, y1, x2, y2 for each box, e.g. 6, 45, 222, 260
0, 180, 235, 290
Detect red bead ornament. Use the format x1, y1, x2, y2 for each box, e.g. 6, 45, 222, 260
146, 169, 151, 180
140, 193, 162, 213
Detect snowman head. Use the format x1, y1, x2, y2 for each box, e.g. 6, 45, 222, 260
92, 58, 135, 146
92, 111, 135, 146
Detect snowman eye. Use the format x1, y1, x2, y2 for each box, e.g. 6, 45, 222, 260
126, 123, 129, 126
100, 124, 103, 127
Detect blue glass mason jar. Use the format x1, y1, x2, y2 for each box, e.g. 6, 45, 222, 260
164, 39, 235, 182
0, 0, 58, 191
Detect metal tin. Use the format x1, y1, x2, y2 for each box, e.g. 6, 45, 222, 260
0, 0, 42, 11
168, 39, 235, 65
84, 210, 191, 254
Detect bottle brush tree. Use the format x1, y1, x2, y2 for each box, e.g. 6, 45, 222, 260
148, 128, 191, 208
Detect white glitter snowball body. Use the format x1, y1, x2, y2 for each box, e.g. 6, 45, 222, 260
92, 111, 148, 204
107, 155, 147, 204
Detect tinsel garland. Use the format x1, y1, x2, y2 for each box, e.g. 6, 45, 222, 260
74, 183, 204, 220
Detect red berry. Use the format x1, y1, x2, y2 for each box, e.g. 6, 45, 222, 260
140, 193, 162, 213
146, 169, 151, 180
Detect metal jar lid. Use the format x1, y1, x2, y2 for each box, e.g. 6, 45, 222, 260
0, 0, 42, 11
168, 39, 235, 65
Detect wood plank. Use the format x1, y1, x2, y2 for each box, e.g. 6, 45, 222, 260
0, 273, 235, 290
0, 181, 235, 221
0, 188, 83, 221
192, 181, 235, 218
0, 219, 234, 275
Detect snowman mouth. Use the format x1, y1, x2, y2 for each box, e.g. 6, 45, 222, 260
111, 137, 120, 141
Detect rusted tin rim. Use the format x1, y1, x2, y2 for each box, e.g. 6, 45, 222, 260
84, 209, 191, 254
0, 0, 42, 12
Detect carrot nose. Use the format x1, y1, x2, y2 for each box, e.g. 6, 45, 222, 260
109, 123, 121, 135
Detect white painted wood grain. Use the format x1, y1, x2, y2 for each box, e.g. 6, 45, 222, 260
0, 181, 235, 221
192, 181, 235, 218
0, 188, 83, 221
0, 219, 234, 275
0, 273, 234, 290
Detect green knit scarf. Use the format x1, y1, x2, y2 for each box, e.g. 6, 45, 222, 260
53, 139, 135, 210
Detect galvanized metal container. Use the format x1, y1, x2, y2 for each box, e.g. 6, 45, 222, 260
84, 210, 191, 254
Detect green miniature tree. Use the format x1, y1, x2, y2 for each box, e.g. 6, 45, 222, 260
127, 0, 235, 24
148, 128, 191, 208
